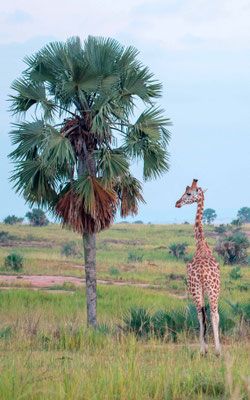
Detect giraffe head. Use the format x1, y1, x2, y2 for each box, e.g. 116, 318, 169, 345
175, 179, 202, 208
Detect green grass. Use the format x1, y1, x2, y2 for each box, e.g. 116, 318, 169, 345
0, 222, 249, 298
0, 339, 249, 400
0, 288, 249, 399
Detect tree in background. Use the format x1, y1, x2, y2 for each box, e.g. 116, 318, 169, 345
3, 215, 24, 225
8, 36, 171, 326
26, 209, 49, 226
237, 207, 250, 223
202, 208, 217, 224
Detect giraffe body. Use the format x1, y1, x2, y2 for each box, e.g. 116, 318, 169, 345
175, 179, 221, 356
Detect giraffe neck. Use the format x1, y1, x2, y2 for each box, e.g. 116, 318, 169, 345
194, 191, 205, 247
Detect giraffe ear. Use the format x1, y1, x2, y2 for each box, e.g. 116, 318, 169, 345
203, 188, 208, 193
186, 186, 190, 191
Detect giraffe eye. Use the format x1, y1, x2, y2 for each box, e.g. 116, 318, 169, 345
187, 193, 191, 196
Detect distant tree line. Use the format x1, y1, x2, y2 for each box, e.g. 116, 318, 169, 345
2, 206, 250, 227
3, 208, 48, 227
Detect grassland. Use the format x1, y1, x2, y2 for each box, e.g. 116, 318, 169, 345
0, 222, 249, 399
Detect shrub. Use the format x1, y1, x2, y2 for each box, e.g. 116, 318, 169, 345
121, 302, 236, 341
0, 231, 11, 243
166, 273, 185, 281
109, 267, 120, 276
0, 326, 12, 340
127, 252, 143, 263
214, 233, 249, 265
184, 253, 194, 263
169, 243, 187, 259
134, 220, 143, 224
3, 215, 24, 225
121, 307, 151, 338
231, 219, 243, 228
61, 242, 81, 257
226, 300, 250, 325
4, 253, 23, 271
214, 225, 228, 234
229, 266, 242, 280
26, 209, 49, 226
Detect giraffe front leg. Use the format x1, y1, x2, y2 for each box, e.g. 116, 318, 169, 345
211, 310, 221, 357
198, 309, 208, 356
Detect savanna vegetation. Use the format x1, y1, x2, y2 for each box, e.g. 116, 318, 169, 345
0, 222, 249, 399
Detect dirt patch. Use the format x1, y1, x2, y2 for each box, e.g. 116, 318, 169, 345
101, 239, 144, 245
0, 274, 186, 299
0, 241, 53, 249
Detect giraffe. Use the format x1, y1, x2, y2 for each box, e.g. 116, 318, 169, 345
175, 179, 221, 357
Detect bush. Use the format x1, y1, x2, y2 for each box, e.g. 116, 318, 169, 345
121, 307, 151, 338
231, 219, 243, 228
169, 243, 187, 259
26, 209, 49, 226
61, 242, 81, 257
134, 220, 143, 224
214, 225, 228, 234
229, 266, 242, 280
3, 215, 24, 225
109, 267, 120, 276
4, 253, 23, 271
226, 300, 250, 325
127, 252, 143, 263
121, 302, 236, 341
0, 231, 11, 243
215, 233, 249, 265
184, 253, 194, 263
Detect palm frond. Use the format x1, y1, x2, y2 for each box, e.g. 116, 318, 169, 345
118, 46, 140, 70
143, 142, 170, 180
95, 148, 129, 182
124, 107, 171, 180
10, 159, 57, 207
9, 120, 47, 161
120, 67, 162, 102
84, 36, 123, 77
114, 173, 145, 217
9, 78, 56, 119
55, 175, 117, 233
43, 127, 76, 170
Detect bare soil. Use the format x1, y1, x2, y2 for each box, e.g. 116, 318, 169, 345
0, 274, 187, 298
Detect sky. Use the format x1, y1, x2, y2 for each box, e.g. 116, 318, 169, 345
0, 0, 249, 224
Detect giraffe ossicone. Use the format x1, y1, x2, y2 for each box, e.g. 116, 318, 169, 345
175, 179, 221, 357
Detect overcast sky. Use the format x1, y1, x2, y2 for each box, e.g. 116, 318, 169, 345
0, 0, 249, 224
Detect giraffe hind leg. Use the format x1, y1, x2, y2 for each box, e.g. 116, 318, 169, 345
190, 285, 208, 356
205, 284, 221, 357
211, 309, 221, 357
198, 307, 208, 356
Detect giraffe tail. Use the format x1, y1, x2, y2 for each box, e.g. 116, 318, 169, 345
201, 305, 207, 341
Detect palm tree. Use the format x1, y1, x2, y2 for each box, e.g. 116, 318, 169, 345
8, 36, 171, 326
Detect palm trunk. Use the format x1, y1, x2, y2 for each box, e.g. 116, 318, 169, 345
78, 154, 97, 328
83, 232, 97, 327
